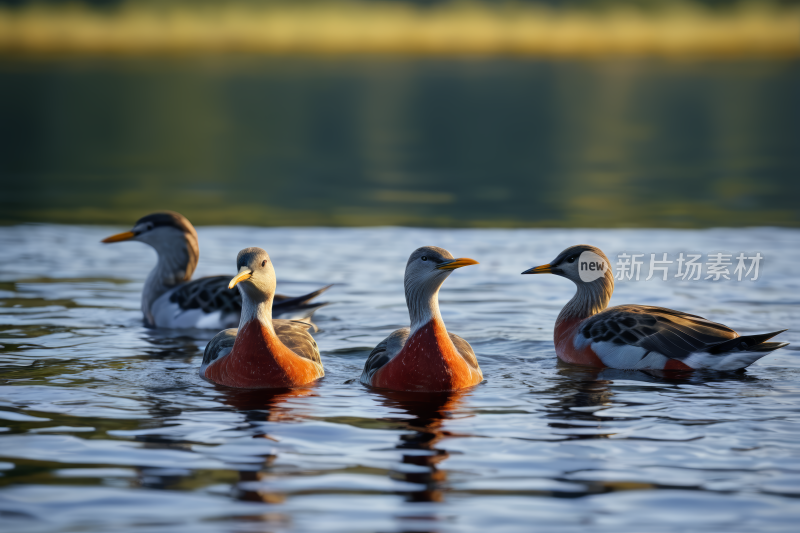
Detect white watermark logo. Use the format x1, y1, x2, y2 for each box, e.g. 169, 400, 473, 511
578, 251, 609, 282
614, 252, 762, 282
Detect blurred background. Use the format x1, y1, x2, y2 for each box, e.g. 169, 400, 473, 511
0, 0, 798, 228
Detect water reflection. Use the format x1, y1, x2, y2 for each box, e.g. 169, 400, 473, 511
544, 363, 617, 438
218, 386, 316, 422
220, 387, 316, 505
372, 389, 468, 503
141, 331, 206, 361
1, 59, 798, 227
546, 362, 764, 440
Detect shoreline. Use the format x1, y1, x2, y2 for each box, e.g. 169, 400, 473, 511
1, 2, 798, 58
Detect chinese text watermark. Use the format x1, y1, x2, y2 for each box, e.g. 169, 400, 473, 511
613, 252, 762, 282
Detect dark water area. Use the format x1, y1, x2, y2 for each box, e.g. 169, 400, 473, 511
1, 225, 799, 532
1, 57, 799, 227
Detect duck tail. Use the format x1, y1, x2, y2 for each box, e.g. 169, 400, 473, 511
707, 329, 787, 355
702, 329, 789, 370
300, 284, 335, 306
273, 284, 334, 320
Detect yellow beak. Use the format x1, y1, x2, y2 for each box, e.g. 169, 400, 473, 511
521, 263, 553, 275
228, 269, 252, 289
101, 231, 136, 243
436, 257, 479, 270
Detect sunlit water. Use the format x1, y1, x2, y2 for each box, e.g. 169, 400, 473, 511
1, 225, 799, 532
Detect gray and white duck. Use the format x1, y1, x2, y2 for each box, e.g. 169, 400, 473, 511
523, 244, 789, 371
102, 211, 331, 329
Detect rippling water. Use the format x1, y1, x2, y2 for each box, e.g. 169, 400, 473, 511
1, 225, 799, 532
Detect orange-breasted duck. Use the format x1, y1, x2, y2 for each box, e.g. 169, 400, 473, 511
360, 246, 483, 392
523, 244, 788, 371
102, 212, 331, 328
200, 247, 324, 388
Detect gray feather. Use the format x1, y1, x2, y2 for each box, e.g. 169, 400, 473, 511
169, 276, 330, 321
203, 328, 237, 366
580, 305, 783, 362
171, 276, 240, 315
362, 328, 410, 382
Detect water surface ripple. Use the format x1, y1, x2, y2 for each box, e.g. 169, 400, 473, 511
1, 225, 799, 532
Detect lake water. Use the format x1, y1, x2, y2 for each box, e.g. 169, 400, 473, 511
1, 57, 799, 227
1, 224, 799, 532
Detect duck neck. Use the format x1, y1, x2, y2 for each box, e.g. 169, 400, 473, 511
239, 291, 276, 335
141, 232, 199, 323
406, 274, 446, 334
558, 271, 614, 323
231, 290, 291, 364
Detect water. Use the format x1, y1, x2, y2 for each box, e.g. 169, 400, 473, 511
1, 224, 799, 532
1, 57, 799, 227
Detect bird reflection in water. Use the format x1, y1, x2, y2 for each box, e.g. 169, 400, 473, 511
371, 389, 469, 503
546, 363, 676, 439
215, 385, 317, 505
141, 329, 206, 362
546, 361, 757, 439
542, 361, 617, 437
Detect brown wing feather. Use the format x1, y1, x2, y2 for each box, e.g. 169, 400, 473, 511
273, 319, 322, 364
449, 333, 480, 372
580, 304, 739, 361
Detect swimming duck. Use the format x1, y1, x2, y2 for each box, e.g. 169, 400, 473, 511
523, 244, 788, 370
361, 246, 483, 392
102, 211, 330, 329
200, 247, 324, 388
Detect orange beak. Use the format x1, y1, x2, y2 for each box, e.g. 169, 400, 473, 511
101, 231, 136, 243
436, 257, 479, 270
229, 268, 253, 289
522, 264, 553, 275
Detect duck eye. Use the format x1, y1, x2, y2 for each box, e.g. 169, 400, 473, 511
421, 256, 428, 261
261, 260, 267, 267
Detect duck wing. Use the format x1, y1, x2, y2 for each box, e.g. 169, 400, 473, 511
200, 328, 237, 377
273, 284, 333, 320
168, 277, 332, 326
170, 275, 240, 313
449, 332, 481, 373
273, 319, 322, 366
360, 328, 410, 384
578, 304, 786, 370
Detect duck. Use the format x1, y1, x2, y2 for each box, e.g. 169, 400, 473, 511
360, 246, 483, 392
523, 244, 789, 371
200, 247, 324, 388
101, 211, 330, 329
